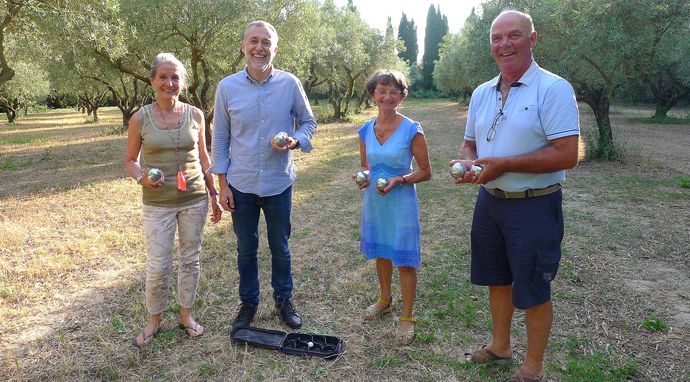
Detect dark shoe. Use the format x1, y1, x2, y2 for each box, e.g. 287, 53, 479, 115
276, 300, 302, 329
232, 302, 257, 331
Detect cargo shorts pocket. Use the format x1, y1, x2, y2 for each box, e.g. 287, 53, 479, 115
531, 250, 561, 284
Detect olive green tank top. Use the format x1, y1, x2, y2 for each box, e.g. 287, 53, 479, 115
139, 102, 206, 207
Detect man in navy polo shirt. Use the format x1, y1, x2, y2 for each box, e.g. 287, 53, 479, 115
451, 10, 579, 382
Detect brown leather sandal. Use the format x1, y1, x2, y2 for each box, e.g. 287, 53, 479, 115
464, 344, 512, 365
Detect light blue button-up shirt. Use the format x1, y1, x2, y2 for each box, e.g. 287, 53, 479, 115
210, 67, 316, 197
464, 61, 579, 192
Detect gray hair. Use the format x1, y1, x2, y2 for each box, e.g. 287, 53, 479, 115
149, 53, 189, 88
243, 20, 279, 44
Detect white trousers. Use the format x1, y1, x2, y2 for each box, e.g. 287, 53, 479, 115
142, 198, 208, 314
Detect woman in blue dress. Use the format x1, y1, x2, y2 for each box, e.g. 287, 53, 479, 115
356, 70, 432, 345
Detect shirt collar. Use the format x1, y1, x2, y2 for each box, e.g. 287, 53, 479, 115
492, 59, 539, 90
244, 65, 275, 85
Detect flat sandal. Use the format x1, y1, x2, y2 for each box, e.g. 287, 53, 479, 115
397, 316, 419, 345
362, 296, 393, 320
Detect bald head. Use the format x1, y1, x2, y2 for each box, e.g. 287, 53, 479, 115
491, 10, 534, 37
489, 10, 537, 81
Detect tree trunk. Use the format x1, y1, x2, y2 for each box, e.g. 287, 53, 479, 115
354, 89, 367, 114
122, 111, 133, 128
6, 107, 16, 123
644, 68, 689, 121
93, 107, 99, 122
584, 97, 615, 159
23, 104, 28, 116
653, 102, 674, 120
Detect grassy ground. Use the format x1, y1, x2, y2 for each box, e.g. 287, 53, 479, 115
0, 102, 688, 381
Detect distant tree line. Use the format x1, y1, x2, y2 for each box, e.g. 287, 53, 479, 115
2, 0, 688, 160
434, 0, 690, 159
0, 0, 407, 130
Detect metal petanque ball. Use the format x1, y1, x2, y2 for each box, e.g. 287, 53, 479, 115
471, 164, 483, 177
271, 131, 288, 147
147, 168, 162, 182
376, 178, 389, 192
449, 162, 467, 179
307, 341, 314, 349
355, 170, 370, 186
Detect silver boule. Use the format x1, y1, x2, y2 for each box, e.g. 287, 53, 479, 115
307, 341, 314, 348
376, 178, 389, 192
450, 162, 467, 179
355, 170, 370, 185
147, 168, 162, 182
271, 131, 288, 147
471, 164, 483, 177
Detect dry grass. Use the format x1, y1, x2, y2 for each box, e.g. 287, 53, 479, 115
0, 103, 688, 381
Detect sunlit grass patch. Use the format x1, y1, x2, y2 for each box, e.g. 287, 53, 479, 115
0, 135, 46, 145
1, 103, 688, 381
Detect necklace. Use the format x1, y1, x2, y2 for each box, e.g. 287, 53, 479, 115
155, 101, 187, 191
374, 116, 397, 139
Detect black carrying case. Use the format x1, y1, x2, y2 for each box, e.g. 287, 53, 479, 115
231, 327, 345, 359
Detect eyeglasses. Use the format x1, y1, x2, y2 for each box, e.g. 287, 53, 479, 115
487, 110, 504, 142
375, 89, 402, 97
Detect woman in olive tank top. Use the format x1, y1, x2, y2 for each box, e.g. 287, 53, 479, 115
124, 53, 222, 348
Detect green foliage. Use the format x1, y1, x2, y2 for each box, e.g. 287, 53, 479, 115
0, 159, 16, 170
397, 13, 418, 66
310, 1, 407, 119
642, 316, 668, 332
0, 136, 44, 145
409, 88, 444, 99
561, 260, 582, 283
434, 6, 495, 97
436, 0, 690, 161
0, 61, 50, 122
557, 353, 637, 382
583, 128, 625, 162
420, 4, 448, 90
676, 176, 690, 189
198, 363, 219, 377
551, 336, 638, 381
110, 316, 124, 331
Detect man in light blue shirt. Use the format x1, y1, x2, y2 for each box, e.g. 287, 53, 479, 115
451, 10, 579, 382
211, 20, 316, 332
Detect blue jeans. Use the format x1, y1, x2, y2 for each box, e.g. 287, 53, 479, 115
230, 184, 293, 307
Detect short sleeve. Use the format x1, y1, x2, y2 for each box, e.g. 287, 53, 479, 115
358, 119, 374, 141
541, 79, 579, 140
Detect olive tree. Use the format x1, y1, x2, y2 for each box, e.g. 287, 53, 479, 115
0, 61, 49, 122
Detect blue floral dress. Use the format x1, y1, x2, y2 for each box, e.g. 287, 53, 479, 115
358, 116, 423, 268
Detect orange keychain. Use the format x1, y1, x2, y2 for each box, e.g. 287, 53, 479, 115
177, 169, 187, 191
